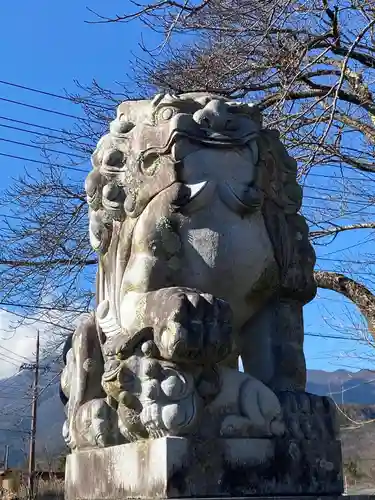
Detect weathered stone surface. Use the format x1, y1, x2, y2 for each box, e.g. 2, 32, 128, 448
60, 92, 343, 497
65, 436, 343, 500
61, 93, 319, 448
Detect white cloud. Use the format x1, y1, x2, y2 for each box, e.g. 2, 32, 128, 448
0, 308, 70, 379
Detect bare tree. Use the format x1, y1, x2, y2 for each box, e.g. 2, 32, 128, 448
82, 0, 375, 339
2, 0, 375, 352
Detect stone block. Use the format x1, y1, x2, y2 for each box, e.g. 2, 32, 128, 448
65, 436, 343, 500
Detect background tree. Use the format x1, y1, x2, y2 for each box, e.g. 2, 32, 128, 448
1, 0, 375, 354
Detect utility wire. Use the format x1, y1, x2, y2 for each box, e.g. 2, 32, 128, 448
0, 300, 87, 313
0, 137, 87, 159
0, 355, 20, 368
0, 115, 87, 137
304, 184, 375, 197
0, 97, 104, 124
319, 269, 375, 277
305, 332, 355, 340
304, 194, 374, 206
0, 352, 27, 366
319, 257, 375, 264
0, 298, 363, 339
0, 120, 369, 184
308, 172, 375, 181
0, 122, 91, 147
3, 371, 62, 418
0, 79, 375, 182
0, 152, 87, 173
36, 371, 61, 399
1, 150, 374, 204
0, 345, 31, 363
303, 206, 375, 217
0, 79, 114, 111
0, 213, 38, 222
0, 428, 29, 434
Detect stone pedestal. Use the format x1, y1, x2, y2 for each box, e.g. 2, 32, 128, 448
65, 436, 343, 500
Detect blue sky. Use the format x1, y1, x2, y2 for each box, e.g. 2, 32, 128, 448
0, 0, 374, 375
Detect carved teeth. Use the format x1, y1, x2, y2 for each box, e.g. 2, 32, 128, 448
178, 181, 215, 213
186, 181, 208, 200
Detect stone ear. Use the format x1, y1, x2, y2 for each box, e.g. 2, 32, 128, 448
151, 93, 166, 107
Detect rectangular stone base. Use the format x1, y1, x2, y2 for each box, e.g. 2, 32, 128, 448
65, 437, 343, 499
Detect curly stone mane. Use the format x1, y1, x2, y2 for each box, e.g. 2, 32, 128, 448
257, 128, 316, 305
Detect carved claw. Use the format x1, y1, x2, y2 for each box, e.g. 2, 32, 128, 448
149, 287, 233, 364
277, 391, 339, 441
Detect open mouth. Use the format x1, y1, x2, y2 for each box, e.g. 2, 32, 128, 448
139, 129, 257, 166
175, 180, 215, 214
179, 129, 256, 147
174, 180, 261, 215
131, 131, 261, 217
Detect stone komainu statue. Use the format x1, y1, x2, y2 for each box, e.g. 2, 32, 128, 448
60, 93, 326, 450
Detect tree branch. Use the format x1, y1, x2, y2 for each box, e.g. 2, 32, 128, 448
314, 270, 375, 337
0, 258, 97, 267
310, 222, 375, 240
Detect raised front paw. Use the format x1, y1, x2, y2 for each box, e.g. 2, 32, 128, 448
150, 287, 233, 364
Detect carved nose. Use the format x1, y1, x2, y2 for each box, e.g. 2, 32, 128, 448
193, 100, 234, 133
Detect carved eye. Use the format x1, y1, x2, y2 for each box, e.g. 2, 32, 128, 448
156, 106, 178, 122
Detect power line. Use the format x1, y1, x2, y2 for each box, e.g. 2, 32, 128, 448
0, 395, 31, 400
0, 137, 87, 159
304, 184, 348, 194
0, 79, 114, 111
0, 97, 104, 125
0, 428, 29, 434
305, 332, 354, 340
0, 151, 371, 206
0, 352, 27, 366
36, 371, 61, 399
0, 213, 34, 222
0, 212, 86, 222
319, 269, 375, 277
0, 300, 87, 313
1, 79, 375, 182
304, 194, 374, 206
0, 152, 87, 173
0, 345, 31, 363
318, 257, 375, 264
303, 205, 375, 217
5, 371, 63, 420
0, 122, 91, 147
304, 184, 375, 198
307, 172, 375, 182
0, 355, 20, 368
318, 236, 374, 258
0, 114, 86, 137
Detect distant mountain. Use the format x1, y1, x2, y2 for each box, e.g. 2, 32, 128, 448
0, 358, 66, 468
0, 365, 375, 467
307, 369, 375, 404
